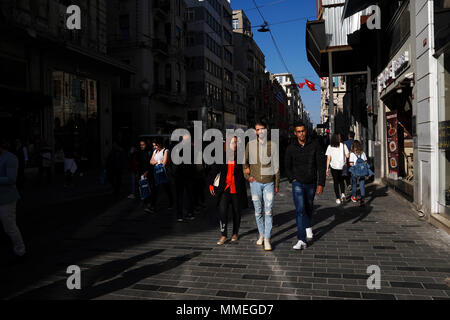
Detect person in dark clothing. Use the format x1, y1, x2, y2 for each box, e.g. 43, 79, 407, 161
106, 141, 127, 199
344, 131, 355, 190
136, 139, 153, 213
149, 137, 174, 212
13, 138, 28, 194
285, 121, 326, 250
172, 132, 196, 222
209, 136, 248, 245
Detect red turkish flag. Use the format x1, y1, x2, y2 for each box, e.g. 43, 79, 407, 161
304, 79, 317, 91
298, 83, 306, 89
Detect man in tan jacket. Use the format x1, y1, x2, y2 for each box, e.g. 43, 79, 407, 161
244, 120, 280, 251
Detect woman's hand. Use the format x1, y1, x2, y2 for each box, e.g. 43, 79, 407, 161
326, 168, 331, 177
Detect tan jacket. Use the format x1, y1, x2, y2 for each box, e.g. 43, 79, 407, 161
243, 139, 280, 189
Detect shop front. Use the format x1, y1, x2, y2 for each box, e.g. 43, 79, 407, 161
52, 71, 100, 172
437, 47, 450, 217
378, 46, 415, 200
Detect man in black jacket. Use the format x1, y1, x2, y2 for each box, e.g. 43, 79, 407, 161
285, 121, 326, 250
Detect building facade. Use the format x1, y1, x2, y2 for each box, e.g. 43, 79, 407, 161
107, 0, 188, 140
184, 0, 234, 131
0, 0, 133, 172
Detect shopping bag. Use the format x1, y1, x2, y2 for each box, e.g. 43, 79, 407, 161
139, 176, 151, 200
154, 164, 168, 185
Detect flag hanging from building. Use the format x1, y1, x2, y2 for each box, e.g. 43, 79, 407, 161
298, 79, 317, 91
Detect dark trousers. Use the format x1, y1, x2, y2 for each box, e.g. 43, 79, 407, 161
292, 182, 316, 242
330, 168, 345, 199
151, 182, 173, 209
38, 167, 52, 185
110, 170, 122, 197
218, 190, 241, 237
193, 177, 206, 207
176, 179, 194, 219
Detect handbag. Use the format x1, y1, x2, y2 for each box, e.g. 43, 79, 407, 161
341, 143, 349, 177
139, 176, 151, 200
154, 163, 169, 185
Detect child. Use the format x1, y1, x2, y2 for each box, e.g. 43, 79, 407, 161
349, 140, 373, 206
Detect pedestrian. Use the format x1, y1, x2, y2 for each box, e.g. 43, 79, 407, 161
106, 141, 127, 199
325, 133, 349, 204
13, 138, 28, 194
285, 122, 326, 250
127, 145, 138, 199
172, 131, 196, 222
136, 139, 153, 213
244, 119, 280, 251
63, 148, 77, 188
149, 137, 174, 212
344, 131, 355, 191
349, 140, 374, 206
209, 136, 248, 245
0, 139, 26, 260
38, 140, 53, 185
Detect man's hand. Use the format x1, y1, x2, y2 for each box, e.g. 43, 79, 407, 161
248, 176, 256, 183
209, 185, 215, 196
316, 185, 324, 195
275, 187, 279, 195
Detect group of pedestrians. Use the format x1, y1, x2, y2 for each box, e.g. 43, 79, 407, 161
209, 120, 373, 252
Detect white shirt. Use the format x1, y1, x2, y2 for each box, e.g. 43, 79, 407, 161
153, 148, 166, 164
326, 143, 349, 170
350, 152, 367, 164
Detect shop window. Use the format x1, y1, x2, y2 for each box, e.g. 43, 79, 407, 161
52, 71, 99, 169
438, 49, 450, 210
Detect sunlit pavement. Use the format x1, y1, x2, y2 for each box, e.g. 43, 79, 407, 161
1, 178, 450, 300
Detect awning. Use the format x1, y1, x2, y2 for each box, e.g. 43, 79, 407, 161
342, 0, 379, 20
306, 19, 368, 77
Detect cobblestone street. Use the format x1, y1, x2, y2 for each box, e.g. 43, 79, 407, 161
1, 178, 450, 300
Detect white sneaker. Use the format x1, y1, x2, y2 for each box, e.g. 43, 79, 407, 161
336, 199, 341, 204
306, 228, 313, 239
264, 238, 272, 251
256, 234, 264, 246
341, 193, 346, 202
293, 240, 307, 250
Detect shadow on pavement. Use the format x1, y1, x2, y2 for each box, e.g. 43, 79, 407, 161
11, 250, 201, 300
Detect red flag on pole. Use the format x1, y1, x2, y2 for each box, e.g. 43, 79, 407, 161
304, 79, 317, 91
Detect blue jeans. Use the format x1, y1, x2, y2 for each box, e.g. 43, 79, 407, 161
352, 176, 365, 198
250, 181, 274, 239
292, 181, 316, 242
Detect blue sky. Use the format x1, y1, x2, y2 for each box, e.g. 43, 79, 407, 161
230, 0, 321, 125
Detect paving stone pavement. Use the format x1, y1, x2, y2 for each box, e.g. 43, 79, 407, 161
2, 178, 450, 300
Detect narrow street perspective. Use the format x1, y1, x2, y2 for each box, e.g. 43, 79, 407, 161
1, 0, 450, 306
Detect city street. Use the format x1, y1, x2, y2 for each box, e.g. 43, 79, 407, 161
1, 178, 449, 300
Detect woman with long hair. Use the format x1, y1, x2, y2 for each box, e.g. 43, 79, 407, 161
209, 136, 248, 245
149, 137, 173, 212
349, 140, 368, 206
325, 133, 349, 204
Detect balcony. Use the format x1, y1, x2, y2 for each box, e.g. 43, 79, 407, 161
153, 0, 170, 20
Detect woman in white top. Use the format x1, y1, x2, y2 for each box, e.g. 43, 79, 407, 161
348, 140, 367, 206
325, 133, 349, 204
149, 137, 173, 212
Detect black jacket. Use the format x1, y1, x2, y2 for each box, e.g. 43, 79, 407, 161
284, 138, 326, 186
208, 159, 248, 210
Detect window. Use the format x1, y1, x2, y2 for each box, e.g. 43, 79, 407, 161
224, 69, 233, 84
207, 0, 221, 15
205, 34, 222, 58
176, 26, 181, 48
223, 28, 232, 43
232, 19, 239, 30
224, 48, 232, 64
186, 8, 195, 21
119, 15, 130, 40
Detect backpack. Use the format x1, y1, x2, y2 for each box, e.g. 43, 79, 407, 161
350, 154, 371, 177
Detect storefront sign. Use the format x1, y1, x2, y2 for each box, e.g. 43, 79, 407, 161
387, 112, 399, 180
439, 120, 450, 150
378, 51, 409, 93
